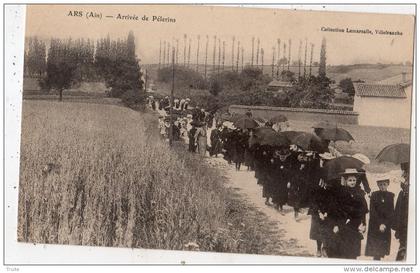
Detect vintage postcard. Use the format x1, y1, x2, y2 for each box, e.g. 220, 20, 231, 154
14, 4, 415, 264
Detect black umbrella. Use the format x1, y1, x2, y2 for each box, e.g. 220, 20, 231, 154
292, 132, 329, 153
269, 114, 288, 123
233, 117, 259, 129
252, 127, 276, 146
253, 126, 276, 137
324, 156, 365, 181
283, 131, 305, 142
259, 131, 290, 147
316, 127, 354, 142
376, 143, 410, 164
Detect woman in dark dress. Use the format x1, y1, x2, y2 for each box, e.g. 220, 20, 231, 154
337, 169, 369, 260
308, 153, 333, 257
244, 130, 255, 171
210, 125, 223, 157
267, 146, 293, 213
322, 178, 347, 259
365, 179, 395, 260
251, 145, 273, 206
221, 127, 234, 164
232, 129, 248, 171
188, 126, 197, 152
289, 152, 313, 220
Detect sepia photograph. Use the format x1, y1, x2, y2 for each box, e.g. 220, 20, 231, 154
6, 3, 416, 265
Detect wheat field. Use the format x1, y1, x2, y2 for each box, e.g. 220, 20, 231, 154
17, 100, 233, 251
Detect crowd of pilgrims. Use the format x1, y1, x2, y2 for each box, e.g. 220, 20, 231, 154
147, 95, 410, 261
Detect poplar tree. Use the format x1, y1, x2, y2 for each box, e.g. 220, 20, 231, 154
319, 37, 327, 78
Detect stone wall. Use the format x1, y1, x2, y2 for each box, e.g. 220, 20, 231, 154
229, 105, 359, 124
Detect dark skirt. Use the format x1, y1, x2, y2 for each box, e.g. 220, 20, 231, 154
340, 225, 363, 259
244, 149, 254, 168
210, 140, 222, 156
323, 220, 343, 258
310, 215, 324, 241
271, 181, 288, 206
365, 227, 391, 258
232, 148, 245, 164
288, 181, 304, 209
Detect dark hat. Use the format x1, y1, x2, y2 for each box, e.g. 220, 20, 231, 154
377, 179, 390, 185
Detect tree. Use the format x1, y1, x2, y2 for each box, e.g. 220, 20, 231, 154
127, 31, 136, 60
95, 32, 144, 100
239, 66, 270, 91
209, 78, 223, 96
39, 38, 77, 101
280, 70, 296, 82
41, 61, 76, 101
319, 37, 327, 78
287, 75, 334, 109
339, 78, 355, 96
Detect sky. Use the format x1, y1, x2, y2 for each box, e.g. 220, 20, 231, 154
25, 5, 415, 66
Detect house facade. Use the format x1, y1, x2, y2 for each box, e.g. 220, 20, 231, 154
353, 81, 412, 128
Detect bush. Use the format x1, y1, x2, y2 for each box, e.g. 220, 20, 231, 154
239, 66, 271, 91
157, 66, 207, 90
121, 90, 146, 110
209, 78, 223, 96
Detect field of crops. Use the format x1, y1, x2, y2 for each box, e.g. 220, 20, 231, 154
17, 100, 289, 254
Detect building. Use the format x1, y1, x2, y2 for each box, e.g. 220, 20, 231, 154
353, 74, 412, 128
267, 79, 294, 93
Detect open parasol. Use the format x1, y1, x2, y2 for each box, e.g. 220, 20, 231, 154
316, 127, 354, 142
282, 131, 305, 142
376, 143, 410, 164
323, 156, 365, 181
253, 126, 276, 138
251, 127, 275, 146
259, 131, 290, 147
233, 117, 259, 130
292, 132, 329, 153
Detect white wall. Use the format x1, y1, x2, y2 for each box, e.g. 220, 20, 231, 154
353, 92, 412, 128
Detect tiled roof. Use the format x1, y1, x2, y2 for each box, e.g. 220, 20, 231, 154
354, 83, 406, 98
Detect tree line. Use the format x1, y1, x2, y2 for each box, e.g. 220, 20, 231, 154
24, 31, 144, 103
156, 37, 335, 110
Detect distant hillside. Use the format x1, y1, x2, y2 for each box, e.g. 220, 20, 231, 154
327, 64, 412, 83
143, 63, 411, 85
